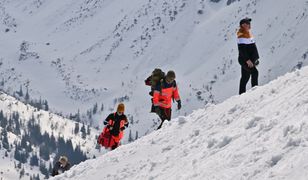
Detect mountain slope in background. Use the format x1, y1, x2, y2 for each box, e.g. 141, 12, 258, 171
53, 65, 308, 180
0, 0, 307, 139
0, 92, 101, 179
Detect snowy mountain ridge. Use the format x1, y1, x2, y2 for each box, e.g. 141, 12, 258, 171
53, 65, 308, 180
1, 0, 307, 139
0, 0, 308, 178
0, 91, 101, 179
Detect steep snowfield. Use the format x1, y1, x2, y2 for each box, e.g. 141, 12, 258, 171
53, 66, 308, 180
1, 0, 308, 138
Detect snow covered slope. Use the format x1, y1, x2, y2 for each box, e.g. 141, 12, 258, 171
53, 66, 308, 180
1, 0, 308, 138
0, 92, 101, 179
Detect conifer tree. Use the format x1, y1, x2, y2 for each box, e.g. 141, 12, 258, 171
74, 122, 79, 134
25, 88, 30, 102
81, 123, 86, 139
128, 129, 133, 142
135, 131, 139, 140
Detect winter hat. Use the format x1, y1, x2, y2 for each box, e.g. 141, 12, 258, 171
240, 17, 252, 25
166, 70, 176, 82
117, 103, 125, 113
59, 156, 68, 164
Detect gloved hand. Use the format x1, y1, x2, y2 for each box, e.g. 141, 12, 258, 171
177, 100, 182, 110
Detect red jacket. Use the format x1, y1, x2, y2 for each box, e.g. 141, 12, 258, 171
103, 113, 128, 142
153, 79, 180, 109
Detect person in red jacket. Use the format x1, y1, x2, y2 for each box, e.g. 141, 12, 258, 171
98, 103, 129, 150
153, 70, 181, 129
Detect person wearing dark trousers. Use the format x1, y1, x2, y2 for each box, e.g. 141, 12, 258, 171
102, 103, 129, 150
237, 17, 260, 94
153, 70, 181, 130
51, 156, 71, 177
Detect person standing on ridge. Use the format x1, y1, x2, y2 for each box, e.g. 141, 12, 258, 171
237, 17, 260, 94
97, 103, 129, 150
153, 70, 181, 129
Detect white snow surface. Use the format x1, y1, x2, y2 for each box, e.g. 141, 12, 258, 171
52, 66, 308, 180
1, 0, 308, 138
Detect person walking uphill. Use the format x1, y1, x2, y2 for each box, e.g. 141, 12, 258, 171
144, 68, 165, 113
97, 103, 129, 150
237, 17, 260, 94
153, 70, 181, 130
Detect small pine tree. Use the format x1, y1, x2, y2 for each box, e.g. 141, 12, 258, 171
87, 125, 91, 135
93, 103, 98, 114
19, 85, 23, 97
43, 100, 49, 111
25, 88, 30, 102
80, 123, 86, 139
49, 162, 53, 175
17, 161, 22, 169
39, 144, 50, 161
128, 129, 133, 142
30, 154, 39, 166
0, 78, 4, 87
0, 111, 7, 128
74, 123, 79, 134
100, 103, 104, 112
19, 167, 25, 179
39, 161, 49, 178
2, 129, 10, 150
135, 131, 139, 140
75, 109, 81, 122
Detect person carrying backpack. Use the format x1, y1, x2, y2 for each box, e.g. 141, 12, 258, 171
97, 103, 129, 150
145, 68, 165, 112
237, 17, 260, 94
51, 156, 71, 177
153, 70, 181, 129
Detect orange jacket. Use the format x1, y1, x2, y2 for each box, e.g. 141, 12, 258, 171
153, 79, 180, 109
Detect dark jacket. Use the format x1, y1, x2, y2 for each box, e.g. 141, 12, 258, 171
238, 43, 259, 65
51, 161, 71, 176
237, 28, 259, 66
104, 113, 128, 136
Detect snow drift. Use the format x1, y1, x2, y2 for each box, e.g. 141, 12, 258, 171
52, 66, 308, 180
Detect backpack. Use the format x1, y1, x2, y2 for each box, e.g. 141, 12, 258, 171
150, 68, 165, 89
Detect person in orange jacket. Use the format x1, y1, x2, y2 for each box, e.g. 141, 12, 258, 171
153, 70, 181, 129
99, 103, 129, 150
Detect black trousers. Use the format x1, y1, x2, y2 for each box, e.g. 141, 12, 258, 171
239, 66, 258, 94
156, 107, 172, 130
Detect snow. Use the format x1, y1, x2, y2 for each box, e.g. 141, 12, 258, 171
0, 0, 308, 179
1, 0, 308, 139
52, 66, 308, 180
0, 92, 102, 179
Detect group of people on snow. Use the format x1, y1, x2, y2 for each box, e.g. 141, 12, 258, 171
96, 17, 259, 150
52, 17, 260, 177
